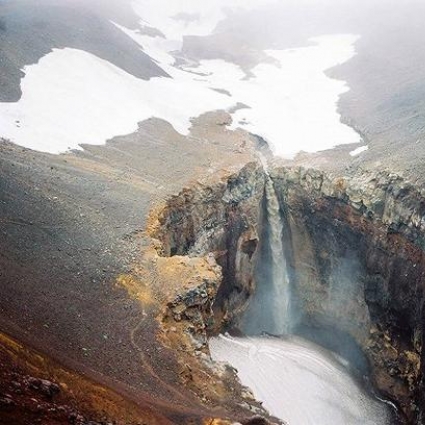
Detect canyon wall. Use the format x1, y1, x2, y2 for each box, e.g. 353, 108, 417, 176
151, 162, 266, 330
270, 166, 425, 423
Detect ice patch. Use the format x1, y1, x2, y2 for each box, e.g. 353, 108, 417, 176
350, 145, 369, 156
210, 335, 391, 425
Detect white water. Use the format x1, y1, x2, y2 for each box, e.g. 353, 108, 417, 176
264, 178, 291, 335
210, 334, 391, 425
241, 176, 292, 336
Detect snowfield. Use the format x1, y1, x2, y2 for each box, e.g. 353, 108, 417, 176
0, 48, 235, 153
0, 1, 361, 156
210, 335, 390, 425
201, 34, 362, 157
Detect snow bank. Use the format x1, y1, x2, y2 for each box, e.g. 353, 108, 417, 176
0, 0, 361, 156
350, 145, 369, 156
210, 335, 390, 425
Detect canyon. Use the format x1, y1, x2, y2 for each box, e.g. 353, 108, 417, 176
2, 1, 425, 424
151, 159, 425, 424
2, 135, 424, 424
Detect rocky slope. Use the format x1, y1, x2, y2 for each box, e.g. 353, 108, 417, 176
2, 121, 424, 423
0, 114, 278, 424
0, 331, 173, 425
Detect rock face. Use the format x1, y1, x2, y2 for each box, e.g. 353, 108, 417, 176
270, 166, 425, 423
151, 161, 266, 331
153, 162, 425, 424
148, 161, 274, 422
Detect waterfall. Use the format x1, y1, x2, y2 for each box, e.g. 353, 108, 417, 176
264, 177, 291, 335
242, 171, 291, 336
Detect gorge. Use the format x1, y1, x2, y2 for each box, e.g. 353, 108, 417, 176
211, 171, 392, 424
2, 1, 425, 424
151, 160, 425, 424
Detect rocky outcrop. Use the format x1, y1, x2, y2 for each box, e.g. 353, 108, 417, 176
151, 161, 266, 331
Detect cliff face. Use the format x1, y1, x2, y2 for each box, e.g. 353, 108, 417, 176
151, 162, 425, 424
270, 167, 425, 423
151, 162, 266, 331
146, 161, 274, 422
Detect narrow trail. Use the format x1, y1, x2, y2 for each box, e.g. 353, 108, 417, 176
127, 261, 202, 410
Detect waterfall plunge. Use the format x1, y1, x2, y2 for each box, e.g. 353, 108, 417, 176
212, 173, 392, 425
242, 175, 291, 336
264, 177, 291, 334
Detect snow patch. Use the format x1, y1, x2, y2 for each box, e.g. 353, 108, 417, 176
0, 48, 235, 154
196, 34, 362, 158
210, 335, 390, 425
109, 26, 363, 158
0, 17, 361, 156
350, 145, 369, 156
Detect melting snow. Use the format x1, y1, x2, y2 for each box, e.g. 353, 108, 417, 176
350, 145, 369, 156
0, 1, 361, 156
